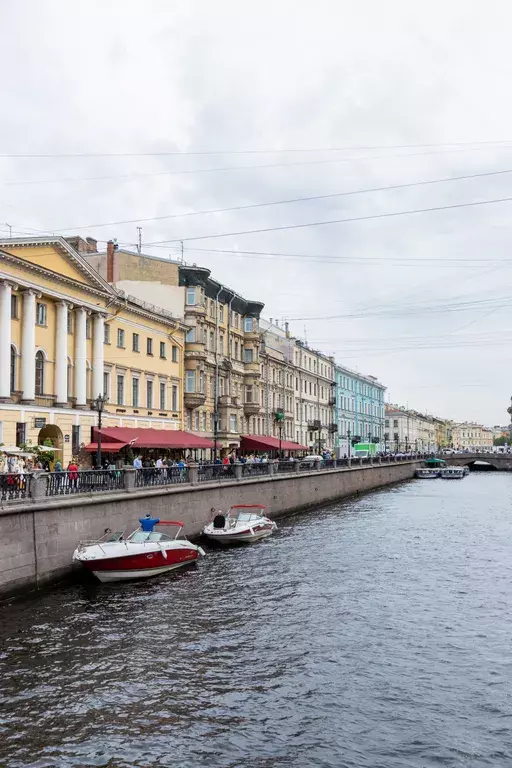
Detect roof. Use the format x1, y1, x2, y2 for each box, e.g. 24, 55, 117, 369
240, 434, 308, 452
92, 427, 215, 450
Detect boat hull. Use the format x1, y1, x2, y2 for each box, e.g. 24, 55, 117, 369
205, 527, 274, 545
76, 545, 200, 583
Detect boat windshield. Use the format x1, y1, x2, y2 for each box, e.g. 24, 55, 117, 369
127, 531, 173, 543
231, 511, 262, 522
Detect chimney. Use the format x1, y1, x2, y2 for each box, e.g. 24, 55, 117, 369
106, 240, 115, 283
285, 321, 290, 338
86, 237, 98, 253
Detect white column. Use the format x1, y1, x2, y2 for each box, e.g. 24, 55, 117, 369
74, 308, 87, 407
54, 301, 69, 406
21, 290, 37, 402
0, 282, 12, 400
92, 313, 105, 400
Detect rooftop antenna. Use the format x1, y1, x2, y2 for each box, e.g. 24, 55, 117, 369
180, 240, 184, 264
5, 223, 12, 237
137, 227, 142, 254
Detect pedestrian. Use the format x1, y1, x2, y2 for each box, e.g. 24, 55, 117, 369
54, 459, 64, 492
67, 458, 79, 491
133, 455, 142, 470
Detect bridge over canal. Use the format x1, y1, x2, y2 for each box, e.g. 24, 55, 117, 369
437, 453, 512, 471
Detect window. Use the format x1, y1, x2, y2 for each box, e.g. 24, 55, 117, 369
219, 305, 224, 322
244, 317, 253, 332
246, 384, 253, 403
132, 377, 139, 407
10, 346, 16, 392
244, 348, 253, 363
195, 411, 200, 431
36, 302, 47, 326
116, 375, 124, 405
146, 380, 153, 409
35, 351, 44, 395
147, 338, 153, 356
104, 324, 110, 343
171, 385, 178, 412
393, 419, 398, 428
160, 341, 166, 359
186, 287, 196, 305
186, 328, 195, 343
210, 331, 214, 351
103, 371, 109, 399
234, 341, 239, 360
186, 410, 192, 430
160, 382, 166, 410
172, 345, 178, 363
229, 414, 237, 432
202, 412, 207, 431
132, 333, 140, 352
16, 422, 26, 448
117, 329, 125, 348
186, 370, 195, 393
86, 318, 91, 339
10, 294, 18, 319
199, 372, 204, 393
210, 413, 215, 431
209, 300, 214, 317
72, 425, 81, 456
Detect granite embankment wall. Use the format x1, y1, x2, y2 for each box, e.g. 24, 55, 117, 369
0, 460, 420, 600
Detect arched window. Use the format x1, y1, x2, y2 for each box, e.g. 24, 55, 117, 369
10, 346, 16, 392
35, 351, 45, 395
67, 362, 73, 399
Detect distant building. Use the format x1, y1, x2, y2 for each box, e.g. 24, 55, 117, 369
452, 422, 493, 451
334, 365, 386, 454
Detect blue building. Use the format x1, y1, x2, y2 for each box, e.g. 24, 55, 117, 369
334, 364, 386, 455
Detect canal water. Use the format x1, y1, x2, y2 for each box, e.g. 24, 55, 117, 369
1, 473, 512, 768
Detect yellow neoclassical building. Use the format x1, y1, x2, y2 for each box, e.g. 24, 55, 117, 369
0, 236, 186, 465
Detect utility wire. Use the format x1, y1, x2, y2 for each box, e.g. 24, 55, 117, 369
52, 166, 512, 231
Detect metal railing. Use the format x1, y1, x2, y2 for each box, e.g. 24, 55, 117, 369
46, 470, 125, 496
277, 460, 297, 473
0, 474, 30, 502
135, 467, 189, 487
241, 462, 271, 477
197, 463, 235, 483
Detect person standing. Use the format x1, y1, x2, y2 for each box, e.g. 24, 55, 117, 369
67, 458, 79, 491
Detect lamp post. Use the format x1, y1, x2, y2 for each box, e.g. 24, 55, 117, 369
384, 432, 389, 453
347, 425, 351, 458
274, 408, 285, 459
93, 393, 107, 470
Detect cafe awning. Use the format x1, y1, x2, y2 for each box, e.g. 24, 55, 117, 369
240, 434, 308, 452
89, 427, 215, 450
83, 441, 129, 453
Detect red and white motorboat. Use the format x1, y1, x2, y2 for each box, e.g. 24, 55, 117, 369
203, 504, 277, 545
72, 521, 205, 583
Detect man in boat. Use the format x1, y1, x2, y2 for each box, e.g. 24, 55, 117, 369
139, 512, 160, 532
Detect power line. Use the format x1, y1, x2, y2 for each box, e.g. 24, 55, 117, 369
5, 145, 512, 187
3, 139, 512, 158
52, 166, 512, 232
137, 194, 512, 245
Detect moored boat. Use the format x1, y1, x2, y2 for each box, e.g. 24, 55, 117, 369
203, 504, 277, 545
440, 466, 465, 479
415, 468, 440, 478
72, 521, 205, 583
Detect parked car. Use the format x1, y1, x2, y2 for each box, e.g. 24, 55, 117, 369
300, 454, 324, 463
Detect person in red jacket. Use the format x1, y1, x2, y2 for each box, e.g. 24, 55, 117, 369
67, 459, 79, 490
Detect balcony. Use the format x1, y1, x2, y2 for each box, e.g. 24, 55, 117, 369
218, 394, 242, 410
243, 361, 261, 378
307, 419, 321, 430
184, 342, 207, 361
328, 397, 336, 406
184, 302, 206, 317
184, 391, 206, 409
328, 423, 338, 433
35, 394, 56, 407
244, 401, 261, 415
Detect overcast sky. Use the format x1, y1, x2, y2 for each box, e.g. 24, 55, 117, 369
1, 0, 511, 425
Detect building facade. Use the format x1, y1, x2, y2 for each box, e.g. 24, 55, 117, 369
452, 422, 493, 451
291, 341, 336, 452
385, 406, 445, 452
0, 236, 186, 465
334, 365, 386, 454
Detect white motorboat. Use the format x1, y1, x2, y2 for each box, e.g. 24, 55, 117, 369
440, 466, 465, 479
203, 504, 277, 545
72, 521, 205, 583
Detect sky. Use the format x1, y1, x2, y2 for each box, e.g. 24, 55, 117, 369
0, 0, 511, 426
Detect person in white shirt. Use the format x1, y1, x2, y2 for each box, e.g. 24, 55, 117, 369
133, 456, 142, 469
156, 458, 163, 468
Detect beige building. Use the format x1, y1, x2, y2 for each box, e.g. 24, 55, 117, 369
452, 422, 493, 451
0, 236, 186, 465
385, 406, 439, 452
292, 341, 336, 452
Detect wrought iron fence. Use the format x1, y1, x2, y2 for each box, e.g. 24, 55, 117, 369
135, 467, 189, 487
241, 462, 271, 477
276, 460, 296, 474
198, 463, 235, 483
46, 469, 124, 496
0, 473, 30, 502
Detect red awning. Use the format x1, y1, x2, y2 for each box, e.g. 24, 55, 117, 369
83, 441, 129, 453
92, 427, 215, 450
240, 434, 308, 452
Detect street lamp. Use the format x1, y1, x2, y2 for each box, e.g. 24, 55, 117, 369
274, 408, 285, 459
93, 393, 107, 469
347, 425, 351, 458
384, 432, 389, 453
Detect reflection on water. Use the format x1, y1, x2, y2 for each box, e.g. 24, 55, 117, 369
1, 474, 512, 767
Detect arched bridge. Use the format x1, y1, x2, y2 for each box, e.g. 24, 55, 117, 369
436, 453, 512, 471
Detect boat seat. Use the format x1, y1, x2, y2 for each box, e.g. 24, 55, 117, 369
213, 514, 226, 529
